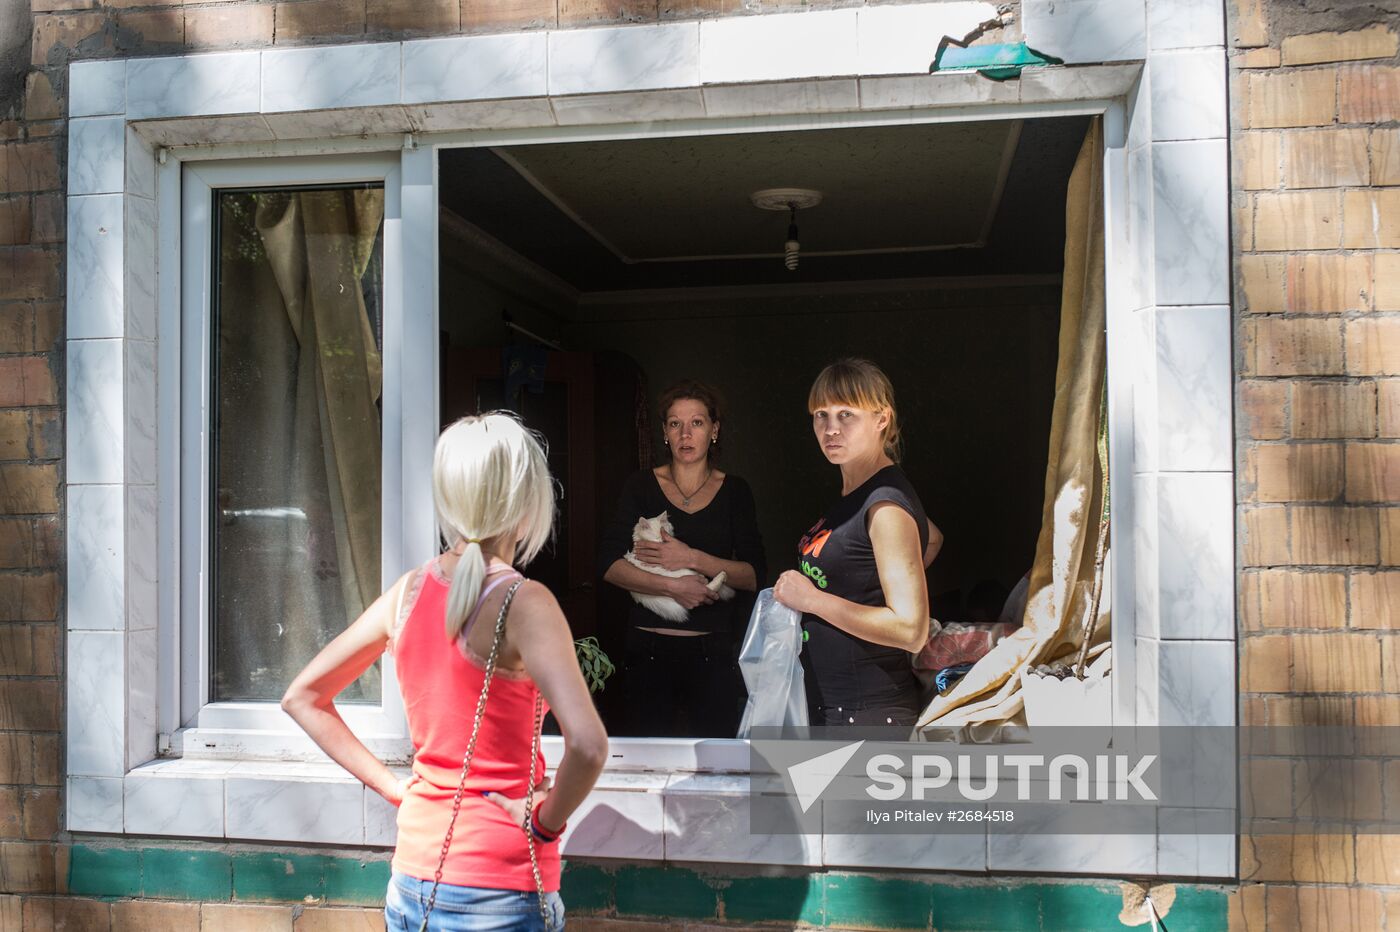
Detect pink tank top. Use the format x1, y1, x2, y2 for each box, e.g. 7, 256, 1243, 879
388, 559, 560, 892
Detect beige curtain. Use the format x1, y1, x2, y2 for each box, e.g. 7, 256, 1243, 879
918, 118, 1108, 729
256, 190, 385, 695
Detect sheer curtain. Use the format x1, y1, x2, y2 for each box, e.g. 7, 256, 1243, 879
918, 118, 1108, 730
214, 187, 384, 702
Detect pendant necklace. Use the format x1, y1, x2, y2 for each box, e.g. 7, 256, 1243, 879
672, 465, 712, 507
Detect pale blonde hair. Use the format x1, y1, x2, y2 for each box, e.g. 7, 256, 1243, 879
432, 413, 556, 640
807, 358, 903, 463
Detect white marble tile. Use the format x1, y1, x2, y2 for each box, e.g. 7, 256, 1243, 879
701, 11, 858, 85
69, 117, 125, 197
70, 60, 128, 118
550, 23, 699, 97
1157, 473, 1233, 640
823, 827, 986, 871
551, 89, 705, 126
406, 98, 557, 132
126, 484, 158, 632
403, 34, 547, 104
1136, 637, 1160, 724
702, 79, 859, 118
67, 485, 124, 632
124, 128, 157, 202
137, 757, 239, 775
1149, 49, 1226, 142
1159, 640, 1234, 726
559, 775, 665, 860
68, 776, 124, 833
125, 770, 226, 838
1147, 0, 1225, 50
988, 823, 1156, 874
226, 775, 364, 844
365, 787, 399, 846
261, 106, 414, 141
1131, 306, 1159, 468
663, 774, 820, 866
128, 52, 261, 119
126, 626, 158, 768
68, 631, 126, 776
1126, 145, 1155, 311
125, 339, 158, 486
227, 759, 357, 780
262, 44, 402, 113
858, 72, 1019, 110
1157, 808, 1235, 878
134, 115, 276, 148
125, 197, 158, 343
1017, 62, 1142, 104
856, 2, 995, 76
66, 340, 124, 487
1126, 68, 1150, 153
1021, 0, 1146, 63
1152, 139, 1228, 307
1132, 473, 1159, 640
1155, 306, 1231, 471
67, 194, 124, 340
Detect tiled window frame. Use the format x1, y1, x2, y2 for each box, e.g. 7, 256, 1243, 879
64, 0, 1235, 878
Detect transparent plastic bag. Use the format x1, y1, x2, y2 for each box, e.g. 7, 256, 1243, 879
736, 588, 809, 737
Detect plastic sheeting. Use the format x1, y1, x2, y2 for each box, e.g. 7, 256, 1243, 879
736, 589, 809, 737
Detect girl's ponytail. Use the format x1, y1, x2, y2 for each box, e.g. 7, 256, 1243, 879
444, 538, 488, 641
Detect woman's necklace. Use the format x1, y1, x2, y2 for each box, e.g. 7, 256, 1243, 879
671, 465, 712, 507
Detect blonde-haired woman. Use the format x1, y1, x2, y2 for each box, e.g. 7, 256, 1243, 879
773, 358, 941, 728
283, 413, 607, 931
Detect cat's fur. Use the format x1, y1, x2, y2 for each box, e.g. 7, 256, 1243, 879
623, 512, 735, 623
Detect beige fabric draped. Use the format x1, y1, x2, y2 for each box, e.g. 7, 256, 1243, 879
215, 188, 384, 701
257, 188, 384, 621
918, 118, 1108, 730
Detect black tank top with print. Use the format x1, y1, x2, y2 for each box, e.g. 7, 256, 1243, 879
796, 465, 928, 720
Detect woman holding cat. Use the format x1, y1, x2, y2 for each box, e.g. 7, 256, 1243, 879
599, 379, 766, 738
773, 358, 932, 729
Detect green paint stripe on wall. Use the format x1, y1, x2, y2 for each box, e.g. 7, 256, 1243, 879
68, 846, 1229, 930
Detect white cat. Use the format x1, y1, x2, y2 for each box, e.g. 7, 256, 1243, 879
623, 512, 735, 623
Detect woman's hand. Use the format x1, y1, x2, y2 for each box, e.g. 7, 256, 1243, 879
484, 778, 553, 834
667, 574, 720, 610
632, 531, 695, 571
382, 775, 417, 808
774, 570, 825, 614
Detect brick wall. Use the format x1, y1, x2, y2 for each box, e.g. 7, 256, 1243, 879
1231, 0, 1400, 928
4, 0, 1400, 927
1, 0, 67, 919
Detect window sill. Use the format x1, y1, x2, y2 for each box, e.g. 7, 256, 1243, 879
69, 752, 1234, 879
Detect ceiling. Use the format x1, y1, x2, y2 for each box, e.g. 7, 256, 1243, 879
438, 115, 1091, 293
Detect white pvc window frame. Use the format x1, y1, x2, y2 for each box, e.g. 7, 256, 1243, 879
174, 154, 411, 754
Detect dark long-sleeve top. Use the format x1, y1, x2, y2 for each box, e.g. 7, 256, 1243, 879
597, 470, 767, 635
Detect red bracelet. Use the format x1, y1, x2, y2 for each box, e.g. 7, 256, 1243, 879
529, 806, 566, 842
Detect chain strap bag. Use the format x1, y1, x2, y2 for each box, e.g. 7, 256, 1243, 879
416, 578, 553, 932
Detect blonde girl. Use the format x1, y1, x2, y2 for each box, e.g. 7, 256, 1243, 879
284, 413, 607, 931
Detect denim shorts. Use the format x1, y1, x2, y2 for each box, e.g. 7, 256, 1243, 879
385, 872, 565, 932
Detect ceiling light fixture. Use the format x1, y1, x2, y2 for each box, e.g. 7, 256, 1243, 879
751, 188, 822, 271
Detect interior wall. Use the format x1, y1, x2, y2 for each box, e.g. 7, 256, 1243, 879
437, 264, 1062, 622
567, 284, 1061, 617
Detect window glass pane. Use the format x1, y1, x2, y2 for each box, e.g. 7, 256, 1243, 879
212, 185, 385, 703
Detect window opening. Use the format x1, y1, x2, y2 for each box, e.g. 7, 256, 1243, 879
434, 116, 1095, 741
